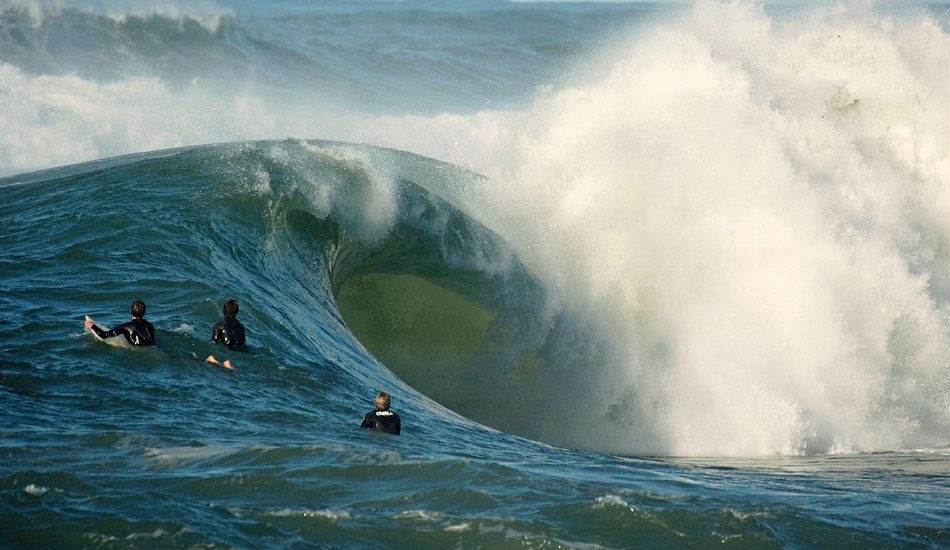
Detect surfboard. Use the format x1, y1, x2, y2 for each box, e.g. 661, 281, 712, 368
85, 315, 134, 348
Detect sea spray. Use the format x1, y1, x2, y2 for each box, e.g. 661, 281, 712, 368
504, 0, 949, 455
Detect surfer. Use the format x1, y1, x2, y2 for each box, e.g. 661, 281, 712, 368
206, 299, 245, 370
211, 299, 246, 348
360, 391, 402, 435
85, 300, 156, 347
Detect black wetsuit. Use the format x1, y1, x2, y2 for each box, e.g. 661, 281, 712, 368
360, 409, 401, 435
212, 317, 246, 348
91, 318, 155, 347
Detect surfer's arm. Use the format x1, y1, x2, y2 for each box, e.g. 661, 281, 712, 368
87, 321, 119, 339
89, 320, 149, 345
360, 413, 375, 429
211, 321, 227, 344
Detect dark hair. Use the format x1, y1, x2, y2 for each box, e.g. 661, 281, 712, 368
223, 299, 239, 318
130, 300, 146, 318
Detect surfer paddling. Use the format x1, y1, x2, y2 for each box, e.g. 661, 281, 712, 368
360, 391, 401, 435
85, 300, 155, 347
206, 299, 246, 370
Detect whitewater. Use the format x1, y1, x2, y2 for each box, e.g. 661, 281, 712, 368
1, 0, 949, 548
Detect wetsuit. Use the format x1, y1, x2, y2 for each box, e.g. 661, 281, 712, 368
212, 317, 246, 348
91, 318, 155, 347
360, 409, 401, 435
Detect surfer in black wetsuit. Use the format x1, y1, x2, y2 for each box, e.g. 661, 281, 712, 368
206, 299, 245, 370
360, 391, 401, 435
85, 300, 155, 347
212, 299, 246, 348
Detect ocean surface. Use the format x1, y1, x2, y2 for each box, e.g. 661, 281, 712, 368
2, 0, 949, 548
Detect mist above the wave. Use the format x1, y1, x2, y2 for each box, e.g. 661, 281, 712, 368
357, 0, 950, 456
0, 64, 279, 171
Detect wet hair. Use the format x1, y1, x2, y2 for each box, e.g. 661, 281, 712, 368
130, 300, 146, 318
223, 299, 239, 319
375, 392, 391, 411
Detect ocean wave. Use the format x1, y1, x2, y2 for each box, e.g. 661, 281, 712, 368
2, 0, 948, 458
0, 0, 244, 94
4, 119, 950, 458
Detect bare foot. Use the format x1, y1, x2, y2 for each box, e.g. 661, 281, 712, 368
206, 355, 234, 370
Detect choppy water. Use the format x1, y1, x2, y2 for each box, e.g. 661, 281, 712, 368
2, 1, 949, 548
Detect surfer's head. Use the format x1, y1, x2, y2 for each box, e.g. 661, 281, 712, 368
130, 300, 146, 319
223, 299, 239, 319
375, 392, 391, 411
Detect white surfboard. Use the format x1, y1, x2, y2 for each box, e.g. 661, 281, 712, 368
85, 315, 134, 348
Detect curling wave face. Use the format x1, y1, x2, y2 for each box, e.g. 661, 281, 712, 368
0, 139, 629, 452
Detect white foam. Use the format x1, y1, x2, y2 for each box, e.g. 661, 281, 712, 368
394, 510, 448, 521
353, 1, 950, 456
593, 495, 633, 509
267, 508, 352, 521
145, 445, 236, 464
24, 483, 48, 495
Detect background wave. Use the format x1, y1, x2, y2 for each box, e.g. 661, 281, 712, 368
0, 0, 656, 172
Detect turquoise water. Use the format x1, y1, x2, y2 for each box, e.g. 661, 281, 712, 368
2, 1, 949, 548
